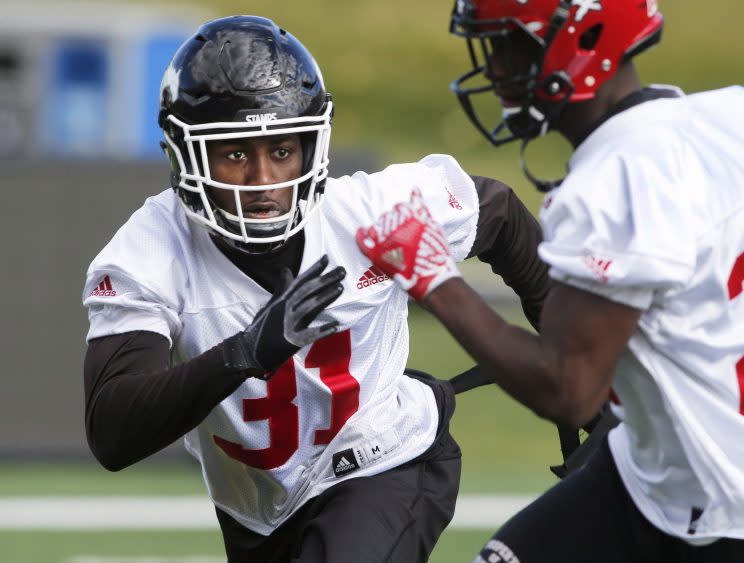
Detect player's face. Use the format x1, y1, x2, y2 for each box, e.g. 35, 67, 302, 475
206, 134, 303, 219
483, 29, 542, 106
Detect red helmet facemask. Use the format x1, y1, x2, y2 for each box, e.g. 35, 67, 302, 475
450, 0, 663, 188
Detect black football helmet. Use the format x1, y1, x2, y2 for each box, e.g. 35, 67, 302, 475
158, 15, 333, 250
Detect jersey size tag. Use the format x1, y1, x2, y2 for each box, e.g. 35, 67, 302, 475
354, 429, 401, 466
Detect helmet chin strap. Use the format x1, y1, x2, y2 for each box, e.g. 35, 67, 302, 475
515, 83, 572, 193
224, 215, 291, 235
519, 138, 565, 193
519, 86, 684, 194
217, 222, 294, 256
210, 201, 302, 255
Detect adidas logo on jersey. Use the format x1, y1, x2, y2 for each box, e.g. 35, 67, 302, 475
90, 275, 117, 297
336, 457, 353, 470
332, 448, 359, 477
356, 265, 390, 289
446, 188, 463, 210
583, 254, 613, 283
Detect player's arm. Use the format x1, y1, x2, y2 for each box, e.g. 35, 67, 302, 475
85, 255, 345, 471
424, 278, 640, 427
84, 331, 248, 471
467, 176, 550, 330
356, 191, 639, 427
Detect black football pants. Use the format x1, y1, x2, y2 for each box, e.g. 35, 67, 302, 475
475, 438, 744, 563
216, 373, 461, 562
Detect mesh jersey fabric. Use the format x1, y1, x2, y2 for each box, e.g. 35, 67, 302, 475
538, 86, 744, 542
82, 154, 479, 534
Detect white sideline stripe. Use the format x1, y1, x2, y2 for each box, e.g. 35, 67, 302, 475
453, 495, 535, 528
0, 494, 535, 530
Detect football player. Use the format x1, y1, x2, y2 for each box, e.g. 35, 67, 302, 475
82, 15, 551, 562
357, 1, 744, 561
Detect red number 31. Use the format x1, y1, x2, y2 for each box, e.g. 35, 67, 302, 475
213, 329, 360, 470
728, 251, 744, 415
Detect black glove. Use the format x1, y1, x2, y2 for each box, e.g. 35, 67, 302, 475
222, 255, 346, 377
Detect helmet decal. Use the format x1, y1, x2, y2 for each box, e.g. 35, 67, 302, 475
571, 0, 602, 23
161, 64, 181, 104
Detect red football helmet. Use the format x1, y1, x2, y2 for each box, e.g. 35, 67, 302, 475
450, 0, 663, 147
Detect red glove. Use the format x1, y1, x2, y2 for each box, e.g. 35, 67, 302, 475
356, 188, 461, 301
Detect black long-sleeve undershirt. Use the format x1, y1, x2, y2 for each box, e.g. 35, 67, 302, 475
84, 331, 245, 470
467, 176, 550, 331
83, 176, 550, 471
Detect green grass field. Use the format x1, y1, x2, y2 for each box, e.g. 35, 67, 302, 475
1, 529, 498, 563
0, 303, 558, 562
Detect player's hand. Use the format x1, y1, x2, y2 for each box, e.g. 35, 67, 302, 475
355, 188, 461, 301
222, 255, 345, 378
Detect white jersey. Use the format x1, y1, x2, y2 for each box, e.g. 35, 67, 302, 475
539, 86, 744, 543
82, 154, 478, 535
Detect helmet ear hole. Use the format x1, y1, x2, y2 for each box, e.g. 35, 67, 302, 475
579, 24, 603, 51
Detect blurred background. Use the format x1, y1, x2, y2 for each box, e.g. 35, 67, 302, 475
0, 0, 741, 561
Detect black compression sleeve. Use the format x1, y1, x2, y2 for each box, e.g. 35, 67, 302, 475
466, 176, 551, 330
83, 330, 247, 471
